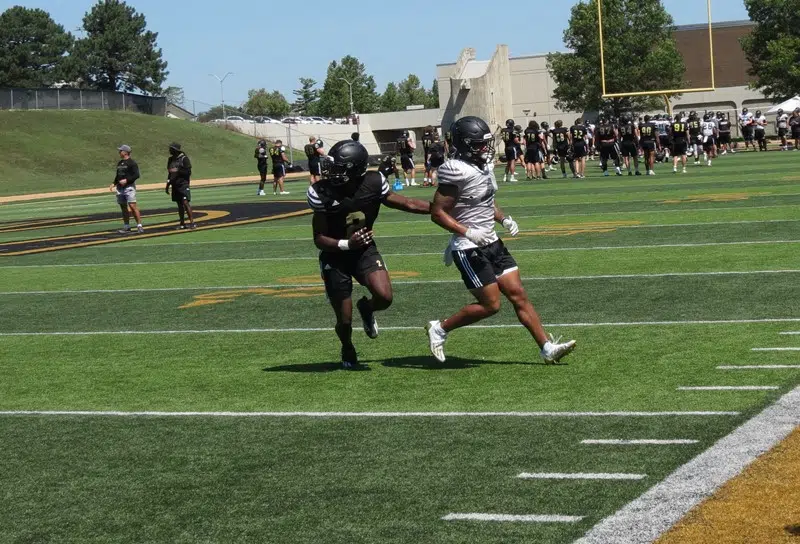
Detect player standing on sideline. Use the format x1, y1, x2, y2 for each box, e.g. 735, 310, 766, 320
541, 121, 555, 172
501, 119, 519, 182
514, 124, 525, 174
165, 142, 195, 230
740, 107, 755, 151
444, 129, 456, 159
270, 140, 291, 195
791, 108, 800, 150
305, 136, 326, 185
701, 113, 718, 167
754, 110, 768, 152
422, 126, 435, 186
523, 121, 540, 180
686, 111, 701, 165
570, 119, 588, 178
638, 115, 660, 176
110, 144, 144, 234
595, 116, 622, 177
551, 120, 573, 178
717, 112, 733, 154
618, 114, 640, 176
656, 115, 671, 160
585, 119, 596, 160
424, 116, 576, 364
427, 133, 445, 187
255, 139, 269, 196
671, 114, 689, 174
777, 109, 790, 150
307, 140, 431, 369
378, 153, 401, 184
397, 130, 417, 187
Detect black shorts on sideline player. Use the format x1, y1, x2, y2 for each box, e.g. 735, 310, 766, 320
641, 141, 656, 152
308, 157, 321, 176
671, 140, 688, 156
452, 239, 518, 290
400, 155, 415, 171
572, 142, 587, 159
556, 145, 569, 158
171, 185, 190, 203
718, 133, 731, 145
273, 164, 286, 178
620, 141, 637, 158
320, 244, 385, 302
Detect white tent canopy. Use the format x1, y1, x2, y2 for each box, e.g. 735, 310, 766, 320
768, 96, 800, 113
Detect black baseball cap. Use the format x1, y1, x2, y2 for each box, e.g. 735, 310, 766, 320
169, 142, 182, 151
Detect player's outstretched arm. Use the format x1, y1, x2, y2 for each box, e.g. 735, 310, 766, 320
382, 192, 430, 214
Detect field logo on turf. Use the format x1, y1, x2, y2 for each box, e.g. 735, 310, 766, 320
276, 271, 421, 284
504, 221, 641, 241
661, 192, 769, 204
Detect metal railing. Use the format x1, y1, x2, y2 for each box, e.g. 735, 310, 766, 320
0, 88, 166, 116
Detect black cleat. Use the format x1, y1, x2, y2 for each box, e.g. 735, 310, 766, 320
357, 296, 379, 339
341, 345, 362, 370
189, 223, 197, 230
176, 224, 187, 230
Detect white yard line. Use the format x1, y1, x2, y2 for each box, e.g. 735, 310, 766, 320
2, 318, 800, 337
677, 386, 780, 391
2, 269, 798, 296
442, 513, 584, 523
751, 347, 800, 352
574, 386, 800, 544
3, 239, 800, 269
581, 439, 699, 445
717, 365, 800, 370
779, 331, 800, 335
517, 472, 646, 481
0, 410, 739, 418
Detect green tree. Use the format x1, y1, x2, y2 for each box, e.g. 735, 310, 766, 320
316, 56, 379, 117
426, 79, 440, 109
741, 0, 800, 100
397, 74, 428, 108
244, 88, 291, 117
0, 6, 73, 87
547, 0, 685, 116
380, 82, 405, 112
72, 0, 168, 94
163, 86, 184, 106
292, 77, 319, 115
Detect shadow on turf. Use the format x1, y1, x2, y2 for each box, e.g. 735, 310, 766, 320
263, 356, 545, 373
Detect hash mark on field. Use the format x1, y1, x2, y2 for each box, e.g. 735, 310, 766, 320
717, 365, 800, 370
581, 439, 699, 445
677, 386, 780, 391
518, 472, 646, 481
442, 513, 584, 523
751, 347, 800, 351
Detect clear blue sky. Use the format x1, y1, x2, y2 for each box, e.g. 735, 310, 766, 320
4, 0, 749, 111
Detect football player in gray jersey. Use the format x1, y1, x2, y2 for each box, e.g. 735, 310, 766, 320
425, 116, 576, 364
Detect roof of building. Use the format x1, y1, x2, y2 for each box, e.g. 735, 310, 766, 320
674, 20, 754, 32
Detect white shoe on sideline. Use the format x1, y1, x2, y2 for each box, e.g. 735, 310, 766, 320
257, 190, 266, 196
425, 321, 447, 363
541, 334, 576, 364
280, 191, 290, 195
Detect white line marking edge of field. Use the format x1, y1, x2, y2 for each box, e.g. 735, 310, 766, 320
677, 386, 780, 391
581, 439, 699, 445
441, 513, 584, 523
717, 365, 800, 370
517, 472, 647, 480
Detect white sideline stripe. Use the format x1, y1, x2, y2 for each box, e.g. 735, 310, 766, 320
779, 331, 800, 335
2, 269, 798, 296
677, 386, 780, 391
752, 347, 800, 351
3, 239, 800, 269
518, 472, 646, 480
575, 386, 800, 544
581, 439, 699, 445
718, 365, 800, 370
442, 513, 584, 523
2, 319, 800, 337
0, 410, 740, 418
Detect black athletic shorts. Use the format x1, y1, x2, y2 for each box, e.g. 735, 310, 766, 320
599, 142, 619, 161
671, 140, 688, 156
659, 135, 671, 148
308, 157, 321, 176
620, 141, 637, 157
525, 146, 544, 163
718, 132, 731, 145
742, 126, 754, 141
556, 145, 570, 158
452, 239, 518, 290
703, 137, 716, 151
319, 244, 386, 302
778, 128, 788, 138
505, 146, 518, 161
272, 164, 286, 178
572, 142, 587, 158
429, 153, 445, 168
755, 128, 766, 141
171, 185, 190, 203
640, 140, 656, 152
400, 154, 415, 171
793, 127, 800, 139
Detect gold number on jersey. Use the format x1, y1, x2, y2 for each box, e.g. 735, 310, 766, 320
345, 211, 366, 237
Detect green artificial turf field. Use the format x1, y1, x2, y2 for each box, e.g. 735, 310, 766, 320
1, 150, 799, 543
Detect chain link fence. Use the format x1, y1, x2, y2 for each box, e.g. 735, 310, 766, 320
0, 88, 166, 115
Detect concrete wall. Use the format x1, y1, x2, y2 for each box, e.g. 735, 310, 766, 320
507, 54, 582, 128
225, 121, 382, 155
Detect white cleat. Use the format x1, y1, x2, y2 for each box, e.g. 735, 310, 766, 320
541, 334, 576, 364
257, 190, 266, 196
410, 180, 419, 186
707, 160, 712, 167
682, 168, 687, 174
280, 191, 290, 195
425, 320, 448, 363
510, 176, 518, 182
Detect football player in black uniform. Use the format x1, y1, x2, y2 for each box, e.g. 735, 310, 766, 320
307, 140, 431, 369
570, 119, 588, 178
422, 126, 436, 186
444, 129, 456, 159
427, 132, 445, 187
165, 142, 195, 230
638, 115, 660, 176
541, 121, 554, 172
378, 154, 401, 184
501, 119, 520, 182
255, 139, 269, 196
523, 121, 547, 180
551, 120, 573, 178
595, 116, 622, 176
618, 114, 641, 176
792, 108, 800, 151
305, 136, 326, 185
717, 112, 733, 155
671, 114, 689, 174
686, 111, 702, 165
269, 140, 291, 195
397, 130, 417, 187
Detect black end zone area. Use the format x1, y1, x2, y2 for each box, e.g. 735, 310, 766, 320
0, 201, 311, 256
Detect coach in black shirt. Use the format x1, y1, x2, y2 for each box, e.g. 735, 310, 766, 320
109, 144, 144, 234
165, 142, 195, 230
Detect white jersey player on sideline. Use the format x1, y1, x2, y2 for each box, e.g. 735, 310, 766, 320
586, 122, 596, 159
424, 115, 575, 365
655, 115, 670, 159
777, 109, 790, 150
701, 113, 718, 166
739, 108, 755, 151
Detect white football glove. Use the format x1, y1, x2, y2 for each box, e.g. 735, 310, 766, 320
465, 227, 494, 247
502, 216, 519, 237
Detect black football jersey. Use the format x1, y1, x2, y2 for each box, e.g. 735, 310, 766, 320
619, 122, 636, 141
422, 132, 435, 151
688, 119, 701, 135
639, 122, 657, 141
597, 123, 616, 142
501, 128, 515, 146
270, 145, 286, 164
306, 172, 391, 240
552, 127, 570, 146
304, 144, 315, 158
397, 138, 412, 156
378, 156, 397, 177
718, 119, 731, 133
671, 122, 688, 140
524, 128, 538, 147
570, 125, 586, 141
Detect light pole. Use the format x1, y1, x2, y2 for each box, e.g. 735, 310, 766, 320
338, 77, 355, 122
209, 72, 233, 121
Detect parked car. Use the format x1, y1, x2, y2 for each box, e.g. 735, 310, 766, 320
226, 115, 246, 121
280, 117, 298, 124
309, 116, 334, 125
254, 116, 279, 124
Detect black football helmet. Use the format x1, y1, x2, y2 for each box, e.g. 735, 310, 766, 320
402, 130, 409, 138
756, 110, 762, 117
505, 118, 515, 129
703, 113, 710, 121
321, 140, 369, 186
717, 111, 724, 119
541, 121, 550, 130
554, 120, 563, 128
778, 108, 784, 115
598, 114, 607, 124
257, 139, 266, 147
742, 107, 749, 114
644, 115, 651, 123
450, 116, 495, 165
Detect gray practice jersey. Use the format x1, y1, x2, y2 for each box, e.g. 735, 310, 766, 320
437, 159, 499, 250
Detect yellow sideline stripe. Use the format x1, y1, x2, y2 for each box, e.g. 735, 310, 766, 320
657, 428, 800, 544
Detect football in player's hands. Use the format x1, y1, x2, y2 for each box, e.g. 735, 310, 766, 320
349, 227, 373, 249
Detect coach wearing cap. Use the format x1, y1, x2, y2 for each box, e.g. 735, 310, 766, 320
109, 144, 144, 234
165, 142, 195, 229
